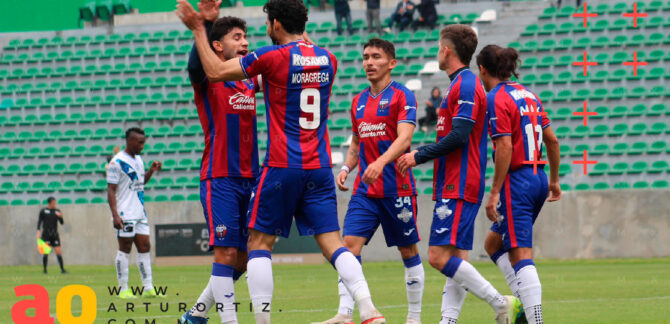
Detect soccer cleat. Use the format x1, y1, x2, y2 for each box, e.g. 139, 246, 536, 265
514, 298, 528, 324
495, 295, 521, 324
310, 313, 354, 324
361, 310, 386, 324
179, 312, 209, 324
406, 318, 421, 324
142, 288, 167, 298
118, 289, 137, 299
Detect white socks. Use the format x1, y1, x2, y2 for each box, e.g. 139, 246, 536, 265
403, 254, 424, 321
441, 256, 507, 313
491, 250, 519, 297
115, 250, 129, 291
337, 276, 356, 317
137, 252, 153, 291
189, 276, 214, 317
331, 247, 376, 320
247, 250, 273, 324
211, 263, 238, 323
514, 259, 543, 324
440, 278, 466, 323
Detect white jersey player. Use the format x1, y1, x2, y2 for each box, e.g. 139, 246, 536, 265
107, 127, 162, 299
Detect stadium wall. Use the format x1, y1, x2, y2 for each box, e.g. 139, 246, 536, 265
2, 190, 669, 266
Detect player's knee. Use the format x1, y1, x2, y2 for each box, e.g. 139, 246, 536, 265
428, 248, 447, 270
397, 244, 418, 259
214, 247, 238, 265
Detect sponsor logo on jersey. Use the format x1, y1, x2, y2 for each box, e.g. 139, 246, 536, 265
436, 116, 446, 132
228, 92, 255, 111
509, 89, 537, 101
215, 224, 227, 239
358, 122, 387, 138
397, 207, 413, 223
292, 54, 329, 66
404, 105, 416, 111
291, 72, 330, 84
357, 105, 365, 111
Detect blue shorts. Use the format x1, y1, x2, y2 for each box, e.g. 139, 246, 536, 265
490, 167, 548, 250
343, 194, 420, 247
201, 177, 254, 251
247, 167, 340, 238
429, 198, 480, 250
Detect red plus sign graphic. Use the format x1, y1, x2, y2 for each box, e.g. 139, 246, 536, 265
573, 2, 598, 27
622, 51, 648, 76
521, 104, 547, 119
522, 154, 548, 175
573, 101, 598, 126
623, 2, 648, 28
573, 150, 598, 175
573, 51, 598, 76
521, 105, 548, 175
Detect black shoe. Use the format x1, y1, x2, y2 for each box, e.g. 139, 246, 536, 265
43, 270, 48, 274
61, 270, 68, 274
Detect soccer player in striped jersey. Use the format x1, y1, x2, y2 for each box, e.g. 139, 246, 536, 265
397, 25, 519, 324
177, 0, 385, 323
478, 45, 562, 324
315, 39, 423, 324
180, 1, 259, 323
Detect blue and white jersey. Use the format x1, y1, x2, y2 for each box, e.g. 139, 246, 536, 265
107, 151, 146, 220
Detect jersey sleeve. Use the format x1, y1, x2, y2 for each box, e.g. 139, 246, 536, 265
397, 89, 417, 125
350, 97, 359, 136
37, 210, 44, 230
452, 76, 478, 123
489, 91, 513, 138
107, 160, 121, 184
239, 46, 275, 80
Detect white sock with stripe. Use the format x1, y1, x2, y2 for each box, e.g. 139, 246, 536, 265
115, 250, 129, 291
247, 250, 273, 324
403, 254, 424, 321
514, 259, 543, 324
137, 252, 153, 291
440, 278, 466, 323
491, 250, 519, 297
441, 256, 507, 313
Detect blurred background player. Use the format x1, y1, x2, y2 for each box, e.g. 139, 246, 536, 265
36, 196, 66, 274
478, 44, 562, 324
176, 0, 386, 322
397, 25, 519, 324
107, 127, 162, 299
333, 0, 354, 36
180, 0, 260, 323
384, 0, 416, 33
316, 38, 423, 324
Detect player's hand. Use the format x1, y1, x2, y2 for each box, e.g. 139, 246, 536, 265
175, 0, 205, 32
112, 215, 123, 230
302, 31, 315, 45
397, 150, 418, 175
198, 0, 221, 22
150, 161, 162, 171
547, 181, 562, 202
336, 170, 350, 191
362, 160, 384, 185
36, 231, 40, 239
485, 191, 501, 223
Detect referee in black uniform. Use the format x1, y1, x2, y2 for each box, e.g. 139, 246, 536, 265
37, 197, 67, 274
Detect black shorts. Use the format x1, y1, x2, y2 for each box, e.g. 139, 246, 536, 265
42, 234, 61, 247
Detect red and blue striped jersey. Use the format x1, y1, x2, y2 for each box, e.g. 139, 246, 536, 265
240, 40, 336, 169
487, 81, 551, 172
192, 78, 260, 180
433, 68, 488, 204
350, 81, 418, 198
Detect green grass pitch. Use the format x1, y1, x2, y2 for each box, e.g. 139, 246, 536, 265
2, 258, 669, 323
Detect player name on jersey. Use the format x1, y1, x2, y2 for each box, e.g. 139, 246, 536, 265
291, 72, 331, 84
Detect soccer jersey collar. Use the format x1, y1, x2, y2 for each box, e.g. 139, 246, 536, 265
448, 66, 469, 81
368, 80, 394, 99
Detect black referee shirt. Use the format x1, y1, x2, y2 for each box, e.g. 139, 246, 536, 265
37, 208, 63, 237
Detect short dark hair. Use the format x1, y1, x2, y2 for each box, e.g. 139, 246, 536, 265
263, 0, 308, 35
440, 24, 478, 65
363, 38, 396, 59
47, 197, 56, 204
476, 44, 520, 80
125, 127, 145, 139
209, 16, 247, 46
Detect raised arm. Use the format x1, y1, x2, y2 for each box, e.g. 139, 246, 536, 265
176, 0, 246, 82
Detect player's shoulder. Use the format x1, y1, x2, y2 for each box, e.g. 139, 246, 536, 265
389, 81, 417, 104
